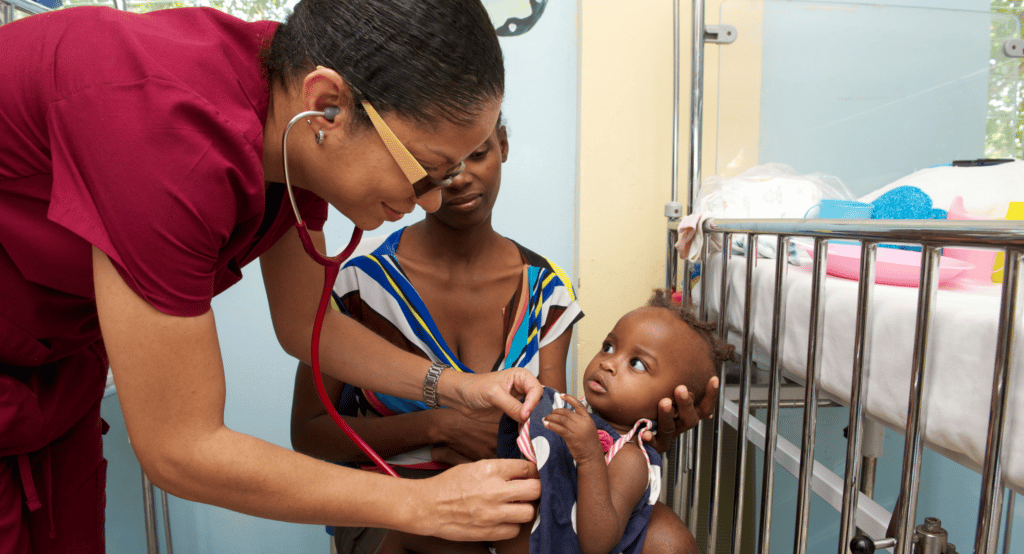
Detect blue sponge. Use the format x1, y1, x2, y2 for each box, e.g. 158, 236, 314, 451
870, 186, 947, 251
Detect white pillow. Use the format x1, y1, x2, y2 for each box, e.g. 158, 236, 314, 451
858, 160, 1024, 219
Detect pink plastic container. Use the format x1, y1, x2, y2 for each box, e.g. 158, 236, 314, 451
944, 196, 997, 285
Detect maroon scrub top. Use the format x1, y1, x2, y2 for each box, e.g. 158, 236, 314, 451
0, 6, 328, 368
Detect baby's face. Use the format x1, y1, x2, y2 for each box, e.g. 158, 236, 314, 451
582, 307, 707, 430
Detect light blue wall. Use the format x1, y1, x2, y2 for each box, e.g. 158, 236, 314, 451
734, 0, 1001, 196
101, 2, 580, 552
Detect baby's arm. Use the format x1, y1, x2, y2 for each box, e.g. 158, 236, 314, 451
543, 395, 649, 554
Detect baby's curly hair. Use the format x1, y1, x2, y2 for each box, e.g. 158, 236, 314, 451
646, 288, 737, 402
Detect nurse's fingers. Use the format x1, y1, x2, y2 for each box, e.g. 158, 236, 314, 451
448, 368, 543, 423
505, 368, 543, 422
418, 459, 540, 541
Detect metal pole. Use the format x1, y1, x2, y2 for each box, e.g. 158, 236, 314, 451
793, 237, 828, 554
161, 490, 174, 554
142, 471, 160, 554
686, 419, 704, 531
839, 242, 878, 553
688, 235, 715, 532
707, 234, 731, 553
666, 0, 682, 294
673, 0, 681, 207
688, 0, 705, 213
728, 235, 757, 553
975, 249, 1020, 552
894, 246, 941, 554
757, 235, 789, 554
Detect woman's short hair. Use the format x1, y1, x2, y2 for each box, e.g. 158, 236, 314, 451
264, 0, 504, 129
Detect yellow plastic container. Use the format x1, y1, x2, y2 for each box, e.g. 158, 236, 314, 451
992, 202, 1024, 283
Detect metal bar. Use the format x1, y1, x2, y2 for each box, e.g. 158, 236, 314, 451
669, 429, 688, 516
161, 490, 174, 554
757, 235, 789, 554
707, 233, 731, 553
839, 242, 878, 553
688, 234, 714, 531
672, 0, 680, 207
793, 237, 828, 554
667, 228, 679, 290
688, 0, 705, 213
686, 419, 704, 531
893, 246, 941, 554
729, 235, 757, 554
860, 457, 877, 498
142, 471, 161, 554
703, 218, 1024, 247
746, 399, 839, 410
975, 249, 1020, 553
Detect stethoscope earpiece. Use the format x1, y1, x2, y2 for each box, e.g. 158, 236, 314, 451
280, 104, 394, 476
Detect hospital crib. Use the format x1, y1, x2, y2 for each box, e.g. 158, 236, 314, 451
666, 220, 1024, 554
660, 0, 1024, 552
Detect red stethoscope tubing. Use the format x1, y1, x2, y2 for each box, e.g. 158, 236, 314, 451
294, 221, 400, 478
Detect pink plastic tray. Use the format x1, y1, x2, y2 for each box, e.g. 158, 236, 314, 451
800, 243, 974, 287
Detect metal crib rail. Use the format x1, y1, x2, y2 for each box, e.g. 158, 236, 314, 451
687, 217, 1023, 554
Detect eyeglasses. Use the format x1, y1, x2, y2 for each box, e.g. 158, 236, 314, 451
359, 99, 465, 198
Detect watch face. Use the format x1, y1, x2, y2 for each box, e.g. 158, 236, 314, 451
483, 0, 548, 37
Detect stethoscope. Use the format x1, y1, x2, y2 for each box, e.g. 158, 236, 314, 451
282, 107, 399, 477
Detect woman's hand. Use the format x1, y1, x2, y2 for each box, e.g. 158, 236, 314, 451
439, 367, 543, 424
429, 409, 500, 465
411, 459, 540, 541
543, 395, 605, 467
642, 376, 720, 453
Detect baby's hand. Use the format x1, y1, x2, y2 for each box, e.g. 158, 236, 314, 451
542, 395, 604, 466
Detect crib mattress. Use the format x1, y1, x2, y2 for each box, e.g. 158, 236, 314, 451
702, 255, 1024, 494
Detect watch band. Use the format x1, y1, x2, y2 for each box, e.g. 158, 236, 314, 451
423, 362, 448, 408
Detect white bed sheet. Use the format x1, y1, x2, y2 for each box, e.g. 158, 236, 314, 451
702, 254, 1024, 494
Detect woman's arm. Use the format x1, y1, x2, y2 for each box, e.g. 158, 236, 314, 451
260, 227, 540, 422
290, 361, 499, 464
536, 327, 571, 394
94, 247, 538, 540
542, 395, 648, 554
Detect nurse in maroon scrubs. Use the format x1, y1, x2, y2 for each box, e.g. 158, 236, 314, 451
0, 1, 544, 552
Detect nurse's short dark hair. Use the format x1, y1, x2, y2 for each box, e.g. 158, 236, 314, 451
264, 0, 504, 129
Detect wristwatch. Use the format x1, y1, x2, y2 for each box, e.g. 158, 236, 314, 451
423, 362, 449, 408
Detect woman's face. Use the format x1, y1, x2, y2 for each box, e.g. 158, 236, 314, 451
299, 98, 502, 231
429, 125, 508, 229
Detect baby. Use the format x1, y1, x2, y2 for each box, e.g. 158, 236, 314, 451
378, 289, 735, 554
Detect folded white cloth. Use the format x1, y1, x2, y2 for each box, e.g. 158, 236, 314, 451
675, 212, 717, 262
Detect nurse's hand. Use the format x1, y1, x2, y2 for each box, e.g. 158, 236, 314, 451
414, 459, 540, 541
440, 367, 543, 423
642, 376, 720, 453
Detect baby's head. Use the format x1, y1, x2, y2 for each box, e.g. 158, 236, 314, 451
582, 289, 735, 430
